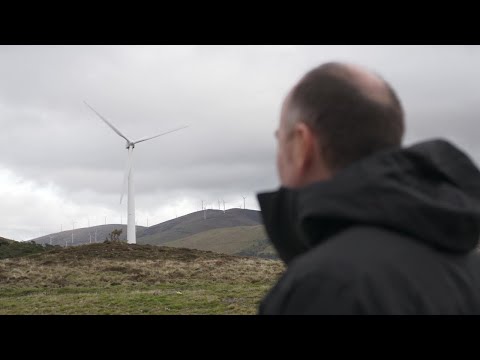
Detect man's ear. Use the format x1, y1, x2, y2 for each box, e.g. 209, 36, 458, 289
291, 122, 316, 175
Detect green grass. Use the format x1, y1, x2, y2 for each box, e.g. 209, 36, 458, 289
0, 282, 273, 315
0, 242, 284, 315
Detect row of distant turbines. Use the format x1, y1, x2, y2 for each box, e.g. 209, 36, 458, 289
200, 197, 248, 220
47, 225, 98, 247
56, 194, 250, 231
45, 196, 250, 246
57, 194, 249, 229
202, 197, 248, 212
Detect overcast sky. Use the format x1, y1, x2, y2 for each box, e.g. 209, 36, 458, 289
1, 45, 479, 241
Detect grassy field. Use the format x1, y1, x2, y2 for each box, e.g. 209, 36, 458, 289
0, 242, 284, 315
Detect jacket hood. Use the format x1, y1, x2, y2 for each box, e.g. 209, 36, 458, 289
258, 139, 480, 264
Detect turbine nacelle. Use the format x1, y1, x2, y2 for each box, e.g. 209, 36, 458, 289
126, 141, 135, 149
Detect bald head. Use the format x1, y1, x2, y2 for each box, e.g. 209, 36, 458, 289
318, 62, 398, 108
284, 61, 405, 171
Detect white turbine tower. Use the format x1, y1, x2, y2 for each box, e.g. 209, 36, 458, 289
72, 221, 76, 245
84, 101, 188, 244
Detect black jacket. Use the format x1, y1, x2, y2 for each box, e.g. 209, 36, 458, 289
257, 139, 480, 314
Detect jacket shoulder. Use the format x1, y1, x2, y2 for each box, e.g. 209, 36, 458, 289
260, 226, 480, 314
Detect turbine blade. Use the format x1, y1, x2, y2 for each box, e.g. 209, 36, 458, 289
120, 148, 133, 204
84, 101, 131, 143
133, 125, 189, 145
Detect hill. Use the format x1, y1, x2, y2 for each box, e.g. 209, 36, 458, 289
29, 209, 278, 259
0, 242, 284, 314
138, 208, 262, 245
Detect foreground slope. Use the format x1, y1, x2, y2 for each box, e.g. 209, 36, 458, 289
0, 242, 284, 314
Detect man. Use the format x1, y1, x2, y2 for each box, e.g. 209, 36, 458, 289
257, 62, 480, 315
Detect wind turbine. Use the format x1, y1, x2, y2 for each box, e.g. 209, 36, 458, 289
84, 101, 188, 244
242, 196, 247, 210
72, 221, 76, 245
201, 200, 206, 220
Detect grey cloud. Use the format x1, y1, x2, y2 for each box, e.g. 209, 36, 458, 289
1, 45, 480, 240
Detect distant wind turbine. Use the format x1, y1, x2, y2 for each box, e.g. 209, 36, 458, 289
85, 101, 188, 244
72, 221, 76, 245
242, 196, 247, 210
201, 200, 206, 220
